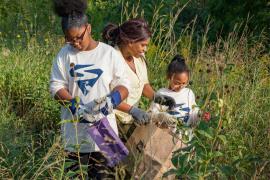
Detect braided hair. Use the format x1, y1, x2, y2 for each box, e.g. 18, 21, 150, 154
53, 0, 88, 32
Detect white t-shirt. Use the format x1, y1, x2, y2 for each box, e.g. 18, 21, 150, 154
150, 87, 199, 126
50, 42, 130, 152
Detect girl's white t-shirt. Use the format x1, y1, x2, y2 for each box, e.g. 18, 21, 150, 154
150, 87, 199, 125
50, 42, 130, 153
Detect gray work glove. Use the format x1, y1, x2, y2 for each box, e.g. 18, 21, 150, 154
84, 96, 114, 115
129, 106, 150, 125
154, 93, 176, 109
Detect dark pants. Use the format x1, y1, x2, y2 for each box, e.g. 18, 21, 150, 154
65, 151, 115, 179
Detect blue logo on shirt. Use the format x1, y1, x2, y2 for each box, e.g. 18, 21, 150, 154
168, 104, 190, 123
70, 64, 103, 96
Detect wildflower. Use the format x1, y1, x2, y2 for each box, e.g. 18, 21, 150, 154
17, 34, 21, 38
218, 98, 224, 108
202, 112, 211, 122
2, 48, 10, 57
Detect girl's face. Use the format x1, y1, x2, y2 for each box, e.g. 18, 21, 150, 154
168, 72, 189, 92
65, 24, 91, 51
127, 38, 150, 58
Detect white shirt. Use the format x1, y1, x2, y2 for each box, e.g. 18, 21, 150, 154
50, 42, 130, 152
112, 49, 149, 123
150, 87, 199, 125
114, 49, 149, 106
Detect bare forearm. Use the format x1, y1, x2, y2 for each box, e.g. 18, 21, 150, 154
113, 85, 129, 101
116, 102, 132, 113
142, 83, 155, 100
54, 85, 128, 107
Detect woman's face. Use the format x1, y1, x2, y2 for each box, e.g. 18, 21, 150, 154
65, 24, 91, 51
128, 38, 150, 58
168, 72, 189, 92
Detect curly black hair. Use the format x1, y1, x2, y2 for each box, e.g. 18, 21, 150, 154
53, 0, 88, 32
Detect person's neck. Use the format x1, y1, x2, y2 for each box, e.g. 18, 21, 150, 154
85, 37, 98, 51
119, 46, 133, 62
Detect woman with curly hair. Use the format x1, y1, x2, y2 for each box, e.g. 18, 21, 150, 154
103, 19, 176, 128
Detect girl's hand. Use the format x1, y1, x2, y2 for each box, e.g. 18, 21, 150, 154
69, 96, 82, 115
153, 93, 176, 109
84, 90, 122, 116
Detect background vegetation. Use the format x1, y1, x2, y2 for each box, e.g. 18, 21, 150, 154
0, 0, 269, 179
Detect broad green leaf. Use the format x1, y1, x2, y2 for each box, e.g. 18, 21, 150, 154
197, 130, 214, 139
210, 92, 218, 100
64, 161, 76, 169
66, 170, 77, 178
212, 151, 224, 158
218, 135, 227, 144
163, 168, 177, 178
197, 121, 209, 131
172, 153, 188, 167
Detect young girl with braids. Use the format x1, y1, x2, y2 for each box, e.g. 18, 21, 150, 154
150, 55, 211, 126
50, 0, 130, 178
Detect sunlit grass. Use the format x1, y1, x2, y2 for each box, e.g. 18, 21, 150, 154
0, 0, 269, 179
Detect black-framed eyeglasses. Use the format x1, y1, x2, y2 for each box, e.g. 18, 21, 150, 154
65, 26, 88, 44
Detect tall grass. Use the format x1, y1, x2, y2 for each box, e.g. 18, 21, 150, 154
0, 0, 269, 179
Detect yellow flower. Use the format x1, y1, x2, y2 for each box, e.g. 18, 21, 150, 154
17, 34, 21, 38
2, 48, 11, 57
218, 98, 224, 108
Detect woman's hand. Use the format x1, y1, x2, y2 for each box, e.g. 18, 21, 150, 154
129, 106, 150, 125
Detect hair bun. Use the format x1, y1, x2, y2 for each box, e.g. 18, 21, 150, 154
102, 23, 119, 44
53, 0, 88, 17
172, 54, 185, 63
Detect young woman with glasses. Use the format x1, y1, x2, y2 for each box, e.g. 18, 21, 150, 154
49, 0, 130, 179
